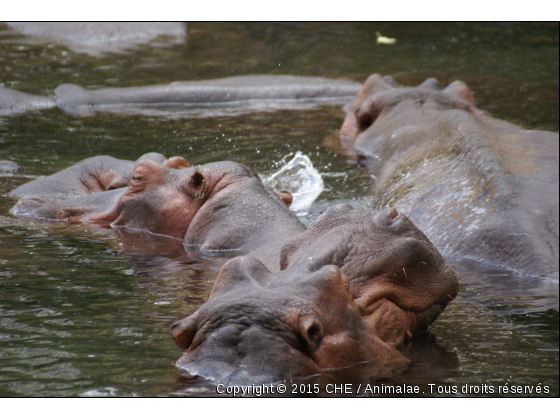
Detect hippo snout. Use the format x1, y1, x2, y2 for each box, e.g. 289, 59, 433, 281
10, 196, 49, 217
175, 322, 321, 385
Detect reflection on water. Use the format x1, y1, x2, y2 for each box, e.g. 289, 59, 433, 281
0, 22, 558, 397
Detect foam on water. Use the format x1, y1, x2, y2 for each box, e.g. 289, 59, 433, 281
263, 151, 324, 217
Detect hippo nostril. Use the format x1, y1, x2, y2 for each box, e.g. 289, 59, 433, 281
388, 207, 399, 220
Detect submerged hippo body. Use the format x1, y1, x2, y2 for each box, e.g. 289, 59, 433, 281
0, 86, 56, 114
5, 22, 187, 56
1, 75, 361, 116
170, 204, 459, 384
339, 74, 559, 279
11, 158, 305, 252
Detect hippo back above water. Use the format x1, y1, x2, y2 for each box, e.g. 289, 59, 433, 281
338, 74, 559, 279
0, 75, 361, 116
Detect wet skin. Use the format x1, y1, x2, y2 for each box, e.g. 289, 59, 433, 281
0, 75, 361, 115
10, 157, 305, 252
170, 204, 459, 384
9, 152, 168, 198
337, 74, 559, 279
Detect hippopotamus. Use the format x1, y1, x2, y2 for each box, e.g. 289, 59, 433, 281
170, 204, 459, 384
0, 160, 19, 172
5, 22, 187, 56
11, 157, 305, 252
337, 74, 559, 279
0, 75, 361, 116
0, 87, 57, 115
8, 152, 171, 198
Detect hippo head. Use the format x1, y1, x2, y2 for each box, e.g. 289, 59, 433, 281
340, 74, 485, 155
97, 156, 207, 238
11, 155, 299, 251
170, 205, 459, 384
99, 158, 296, 244
170, 259, 405, 384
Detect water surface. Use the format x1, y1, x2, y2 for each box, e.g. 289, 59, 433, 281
0, 22, 558, 397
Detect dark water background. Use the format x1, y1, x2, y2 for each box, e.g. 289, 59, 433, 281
0, 22, 558, 397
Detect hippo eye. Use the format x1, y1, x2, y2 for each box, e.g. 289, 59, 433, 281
130, 173, 145, 185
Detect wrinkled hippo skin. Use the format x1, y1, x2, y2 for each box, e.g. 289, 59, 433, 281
170, 204, 459, 384
9, 152, 168, 198
11, 157, 305, 252
338, 74, 559, 279
1, 75, 361, 115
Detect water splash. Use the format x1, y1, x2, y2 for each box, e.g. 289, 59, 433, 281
263, 151, 324, 217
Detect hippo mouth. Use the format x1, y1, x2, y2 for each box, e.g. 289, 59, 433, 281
173, 321, 324, 386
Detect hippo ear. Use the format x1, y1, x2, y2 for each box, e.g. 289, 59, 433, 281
276, 190, 293, 207
314, 203, 354, 225
210, 256, 273, 298
419, 78, 443, 90
359, 74, 394, 97
444, 80, 476, 106
170, 314, 198, 350
165, 156, 191, 169
136, 152, 167, 164
341, 74, 395, 140
383, 75, 400, 87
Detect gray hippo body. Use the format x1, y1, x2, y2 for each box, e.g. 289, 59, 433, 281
4, 22, 187, 56
339, 75, 559, 279
0, 86, 56, 114
170, 204, 459, 384
1, 75, 361, 115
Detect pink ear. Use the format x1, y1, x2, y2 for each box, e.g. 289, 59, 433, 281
277, 190, 293, 207
358, 74, 394, 100
165, 156, 191, 169
444, 80, 476, 106
419, 78, 443, 89
383, 75, 400, 87
340, 111, 360, 140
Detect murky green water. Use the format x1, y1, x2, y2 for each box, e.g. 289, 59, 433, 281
0, 22, 558, 397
